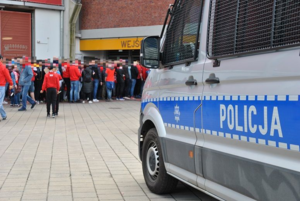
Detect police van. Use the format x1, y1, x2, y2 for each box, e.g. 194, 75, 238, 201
138, 0, 300, 200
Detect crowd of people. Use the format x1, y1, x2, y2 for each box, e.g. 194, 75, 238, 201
0, 54, 150, 119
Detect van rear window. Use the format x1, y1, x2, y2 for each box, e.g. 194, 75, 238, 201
207, 0, 300, 58
162, 0, 203, 66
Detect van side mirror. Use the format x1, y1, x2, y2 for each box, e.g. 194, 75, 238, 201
140, 36, 160, 69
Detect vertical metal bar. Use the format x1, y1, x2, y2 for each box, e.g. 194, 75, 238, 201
233, 0, 240, 54
194, 0, 204, 61
271, 0, 277, 47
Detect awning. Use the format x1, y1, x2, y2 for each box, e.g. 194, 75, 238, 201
80, 37, 144, 51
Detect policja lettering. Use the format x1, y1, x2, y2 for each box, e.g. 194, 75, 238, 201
220, 104, 283, 138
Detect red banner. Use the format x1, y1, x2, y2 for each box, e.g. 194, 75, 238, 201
0, 11, 32, 59
24, 0, 61, 6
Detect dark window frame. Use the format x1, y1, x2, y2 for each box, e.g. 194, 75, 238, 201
162, 0, 204, 67
207, 0, 300, 60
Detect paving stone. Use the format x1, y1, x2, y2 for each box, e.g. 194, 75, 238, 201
0, 102, 207, 201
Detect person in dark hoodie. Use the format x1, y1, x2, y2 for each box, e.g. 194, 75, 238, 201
116, 63, 125, 101
90, 60, 102, 102
130, 63, 139, 100
81, 64, 93, 104
18, 57, 37, 111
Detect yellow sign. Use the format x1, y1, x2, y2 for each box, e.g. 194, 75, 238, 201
80, 37, 144, 51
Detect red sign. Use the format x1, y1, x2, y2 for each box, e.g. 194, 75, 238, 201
24, 0, 61, 6
0, 11, 32, 59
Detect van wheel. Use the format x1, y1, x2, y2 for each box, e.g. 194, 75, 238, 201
142, 128, 178, 194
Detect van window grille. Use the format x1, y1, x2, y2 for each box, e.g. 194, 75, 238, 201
162, 0, 203, 65
207, 0, 300, 58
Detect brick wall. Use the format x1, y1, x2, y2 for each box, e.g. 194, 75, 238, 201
80, 0, 174, 30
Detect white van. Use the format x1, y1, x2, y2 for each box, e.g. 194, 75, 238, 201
138, 0, 300, 201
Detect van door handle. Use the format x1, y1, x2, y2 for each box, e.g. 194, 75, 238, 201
185, 76, 197, 86
205, 73, 220, 84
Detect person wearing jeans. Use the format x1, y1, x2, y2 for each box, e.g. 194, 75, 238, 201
105, 64, 115, 101
69, 63, 81, 102
106, 81, 114, 101
130, 64, 139, 99
70, 80, 79, 102
20, 85, 36, 110
0, 54, 13, 120
90, 61, 102, 102
18, 58, 36, 111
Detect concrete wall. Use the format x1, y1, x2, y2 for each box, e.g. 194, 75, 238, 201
35, 9, 61, 60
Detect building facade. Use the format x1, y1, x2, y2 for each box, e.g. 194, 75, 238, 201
78, 0, 174, 63
0, 0, 81, 61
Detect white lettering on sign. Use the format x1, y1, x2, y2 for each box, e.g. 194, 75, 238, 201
220, 104, 283, 138
4, 44, 28, 52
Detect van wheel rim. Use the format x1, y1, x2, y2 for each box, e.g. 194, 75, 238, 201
146, 142, 159, 180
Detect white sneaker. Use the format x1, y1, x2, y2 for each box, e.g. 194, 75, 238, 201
119, 98, 125, 101
82, 101, 85, 104
124, 97, 130, 100
89, 101, 93, 104
93, 99, 99, 102
116, 98, 119, 101
3, 101, 8, 104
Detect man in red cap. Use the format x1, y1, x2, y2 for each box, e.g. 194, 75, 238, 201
0, 54, 13, 121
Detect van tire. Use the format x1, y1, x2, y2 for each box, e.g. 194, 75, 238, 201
142, 128, 178, 194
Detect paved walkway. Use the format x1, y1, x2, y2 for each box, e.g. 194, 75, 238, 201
0, 101, 214, 201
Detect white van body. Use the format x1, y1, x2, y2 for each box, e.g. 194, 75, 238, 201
139, 1, 300, 201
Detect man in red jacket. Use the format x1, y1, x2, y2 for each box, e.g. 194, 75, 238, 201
62, 60, 71, 102
0, 55, 13, 121
69, 62, 81, 103
41, 64, 60, 118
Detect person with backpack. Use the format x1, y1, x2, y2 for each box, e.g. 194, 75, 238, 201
81, 64, 93, 103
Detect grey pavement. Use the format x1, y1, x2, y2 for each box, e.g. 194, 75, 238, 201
0, 101, 215, 201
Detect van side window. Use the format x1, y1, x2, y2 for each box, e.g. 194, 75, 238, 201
207, 0, 300, 58
162, 0, 203, 66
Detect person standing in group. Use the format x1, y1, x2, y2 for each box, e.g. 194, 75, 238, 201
41, 64, 60, 118
130, 63, 139, 100
29, 63, 37, 102
140, 65, 149, 98
69, 61, 81, 103
81, 64, 93, 104
105, 63, 115, 102
10, 64, 20, 107
123, 63, 131, 100
0, 55, 13, 121
116, 63, 125, 101
100, 62, 107, 100
62, 60, 71, 102
53, 64, 63, 116
91, 60, 102, 102
18, 57, 37, 111
34, 62, 43, 104
135, 61, 143, 98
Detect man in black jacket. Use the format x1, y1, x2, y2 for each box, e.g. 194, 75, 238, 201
130, 63, 139, 100
116, 63, 125, 100
90, 60, 102, 102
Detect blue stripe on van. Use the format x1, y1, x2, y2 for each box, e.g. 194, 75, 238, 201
141, 95, 300, 152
